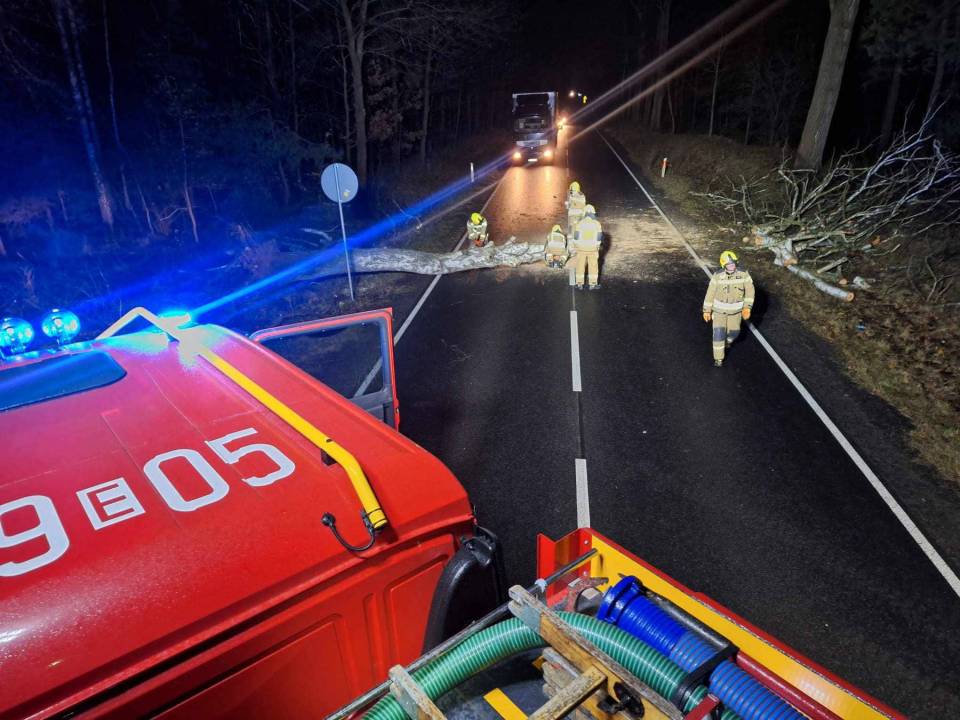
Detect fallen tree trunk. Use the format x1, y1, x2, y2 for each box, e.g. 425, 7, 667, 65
293, 234, 547, 281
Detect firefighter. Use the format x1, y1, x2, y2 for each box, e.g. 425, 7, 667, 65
573, 204, 602, 290
702, 250, 755, 366
467, 212, 489, 247
566, 181, 587, 233
544, 224, 568, 268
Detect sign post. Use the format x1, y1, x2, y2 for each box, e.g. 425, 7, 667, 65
320, 162, 359, 301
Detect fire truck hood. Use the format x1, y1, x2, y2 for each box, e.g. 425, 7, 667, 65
0, 325, 471, 718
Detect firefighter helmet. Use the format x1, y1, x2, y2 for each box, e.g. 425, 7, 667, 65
720, 250, 738, 267
551, 224, 563, 233
470, 212, 484, 225
569, 181, 581, 193
584, 204, 596, 216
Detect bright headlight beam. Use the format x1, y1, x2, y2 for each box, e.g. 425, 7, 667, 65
570, 0, 788, 143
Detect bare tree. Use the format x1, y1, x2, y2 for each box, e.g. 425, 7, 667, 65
707, 48, 723, 137
796, 0, 861, 170
927, 0, 960, 114
53, 0, 114, 228
648, 0, 672, 131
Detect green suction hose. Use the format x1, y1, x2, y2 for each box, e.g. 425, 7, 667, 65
363, 612, 740, 720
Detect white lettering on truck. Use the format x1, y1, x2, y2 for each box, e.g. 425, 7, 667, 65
0, 427, 296, 578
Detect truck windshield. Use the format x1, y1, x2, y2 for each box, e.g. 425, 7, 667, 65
516, 94, 549, 108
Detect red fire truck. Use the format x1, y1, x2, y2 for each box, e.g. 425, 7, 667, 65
0, 308, 903, 720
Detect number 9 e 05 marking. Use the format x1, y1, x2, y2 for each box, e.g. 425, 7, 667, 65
1, 427, 296, 578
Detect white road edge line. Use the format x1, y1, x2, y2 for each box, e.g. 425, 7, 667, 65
600, 132, 960, 599
354, 177, 507, 396
575, 458, 591, 528
570, 311, 583, 392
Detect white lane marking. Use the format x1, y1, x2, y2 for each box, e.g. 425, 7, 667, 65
569, 266, 576, 286
576, 458, 591, 528
601, 132, 960, 599
570, 311, 582, 392
354, 177, 506, 397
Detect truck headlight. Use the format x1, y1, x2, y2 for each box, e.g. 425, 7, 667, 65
0, 317, 35, 355
41, 308, 81, 345
544, 149, 553, 159
513, 151, 522, 160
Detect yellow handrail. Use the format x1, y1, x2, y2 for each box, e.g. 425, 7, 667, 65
98, 307, 387, 532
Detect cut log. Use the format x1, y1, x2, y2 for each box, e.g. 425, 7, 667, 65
817, 256, 849, 274
785, 264, 854, 301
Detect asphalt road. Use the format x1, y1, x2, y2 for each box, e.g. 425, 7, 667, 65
392, 127, 960, 717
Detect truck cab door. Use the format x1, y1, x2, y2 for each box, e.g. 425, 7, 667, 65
250, 308, 400, 429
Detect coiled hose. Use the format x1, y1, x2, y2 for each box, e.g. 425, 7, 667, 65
363, 612, 740, 720
598, 577, 804, 720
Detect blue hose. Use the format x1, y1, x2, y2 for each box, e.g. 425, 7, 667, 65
598, 578, 804, 720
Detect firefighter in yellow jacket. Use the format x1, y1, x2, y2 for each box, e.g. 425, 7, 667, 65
573, 204, 602, 290
566, 181, 587, 234
544, 224, 568, 268
702, 250, 754, 366
467, 212, 489, 247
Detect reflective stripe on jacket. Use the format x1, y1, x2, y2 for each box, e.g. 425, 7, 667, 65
703, 269, 755, 313
467, 219, 488, 236
574, 216, 602, 251
566, 192, 586, 210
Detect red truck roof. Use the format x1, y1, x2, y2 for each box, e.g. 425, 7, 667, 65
0, 324, 472, 719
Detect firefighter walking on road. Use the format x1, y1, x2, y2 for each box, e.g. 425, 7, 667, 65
702, 250, 754, 366
467, 212, 489, 247
573, 204, 602, 290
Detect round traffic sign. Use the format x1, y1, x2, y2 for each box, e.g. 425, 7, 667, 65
321, 163, 359, 204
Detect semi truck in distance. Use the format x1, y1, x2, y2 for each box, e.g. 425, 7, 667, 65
511, 91, 558, 164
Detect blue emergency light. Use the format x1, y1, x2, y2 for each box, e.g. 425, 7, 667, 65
41, 309, 81, 346
0, 317, 36, 356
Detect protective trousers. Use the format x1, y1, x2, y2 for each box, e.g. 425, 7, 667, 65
712, 311, 742, 361
576, 251, 599, 286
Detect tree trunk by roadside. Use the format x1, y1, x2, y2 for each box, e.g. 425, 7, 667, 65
879, 49, 904, 147
340, 0, 368, 185
708, 53, 721, 136
419, 43, 433, 163
339, 37, 352, 164
179, 119, 199, 243
102, 0, 141, 223
926, 0, 952, 116
288, 0, 299, 135
454, 86, 462, 138
795, 0, 861, 170
54, 0, 113, 228
744, 71, 757, 144
667, 84, 676, 133
649, 0, 672, 131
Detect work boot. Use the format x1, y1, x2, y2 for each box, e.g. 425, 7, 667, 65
714, 359, 723, 367
589, 283, 601, 291
576, 284, 584, 290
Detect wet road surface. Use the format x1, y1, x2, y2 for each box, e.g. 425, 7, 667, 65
391, 127, 960, 717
